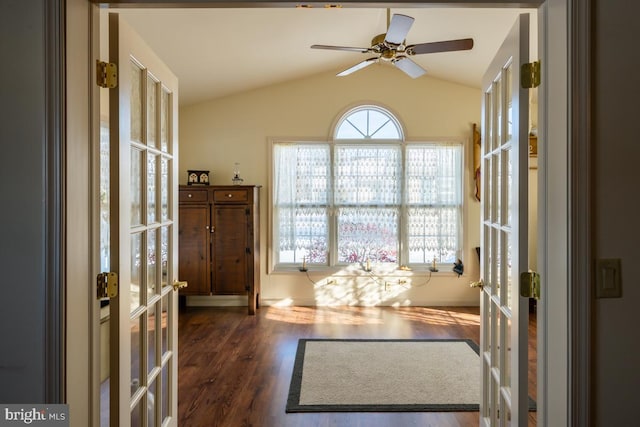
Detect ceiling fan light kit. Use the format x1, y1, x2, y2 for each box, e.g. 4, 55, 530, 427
311, 11, 474, 79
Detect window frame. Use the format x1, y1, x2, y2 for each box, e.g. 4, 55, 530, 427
269, 106, 465, 273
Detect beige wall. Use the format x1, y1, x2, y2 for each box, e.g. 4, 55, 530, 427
180, 65, 482, 306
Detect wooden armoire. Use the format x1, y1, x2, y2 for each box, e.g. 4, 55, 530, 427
178, 185, 260, 315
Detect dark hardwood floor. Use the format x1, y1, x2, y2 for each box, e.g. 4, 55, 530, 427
178, 306, 537, 427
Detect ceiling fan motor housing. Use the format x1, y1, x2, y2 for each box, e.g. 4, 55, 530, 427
372, 33, 401, 61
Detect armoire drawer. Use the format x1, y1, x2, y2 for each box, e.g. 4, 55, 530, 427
213, 189, 249, 203
179, 188, 208, 202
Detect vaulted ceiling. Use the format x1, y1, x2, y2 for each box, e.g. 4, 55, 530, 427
111, 7, 537, 107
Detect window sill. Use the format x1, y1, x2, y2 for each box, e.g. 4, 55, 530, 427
270, 264, 462, 277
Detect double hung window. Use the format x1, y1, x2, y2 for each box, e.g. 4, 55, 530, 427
272, 105, 462, 270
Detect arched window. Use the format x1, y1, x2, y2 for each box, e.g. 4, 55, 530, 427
334, 106, 403, 140
272, 104, 462, 271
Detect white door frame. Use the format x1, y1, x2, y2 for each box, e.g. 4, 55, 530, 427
65, 1, 592, 426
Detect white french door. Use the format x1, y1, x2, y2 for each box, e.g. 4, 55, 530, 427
109, 12, 179, 427
479, 13, 530, 427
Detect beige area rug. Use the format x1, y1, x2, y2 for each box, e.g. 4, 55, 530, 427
286, 339, 482, 412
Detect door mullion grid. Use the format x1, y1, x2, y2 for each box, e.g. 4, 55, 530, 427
481, 79, 496, 424
162, 81, 176, 427
148, 66, 169, 427
498, 60, 513, 425
490, 73, 502, 323
136, 63, 151, 426
149, 69, 163, 427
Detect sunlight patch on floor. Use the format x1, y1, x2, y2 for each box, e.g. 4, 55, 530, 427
310, 265, 431, 307
264, 305, 479, 327
265, 306, 387, 325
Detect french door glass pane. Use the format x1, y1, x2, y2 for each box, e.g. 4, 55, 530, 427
490, 155, 498, 223
491, 228, 498, 294
100, 122, 110, 272
495, 153, 502, 224
496, 228, 503, 292
160, 226, 169, 287
483, 225, 492, 291
495, 77, 502, 151
483, 364, 491, 418
147, 154, 157, 224
506, 148, 513, 227
131, 232, 142, 311
484, 157, 492, 221
160, 88, 170, 153
161, 363, 169, 422
491, 378, 499, 422
130, 398, 142, 427
504, 402, 512, 427
99, 118, 111, 427
130, 316, 142, 398
147, 229, 157, 299
160, 158, 169, 221
507, 232, 514, 309
131, 148, 143, 226
484, 292, 493, 353
130, 61, 143, 145
484, 91, 493, 156
505, 313, 512, 390
147, 76, 157, 149
161, 294, 169, 356
494, 306, 501, 372
148, 303, 157, 375
148, 377, 157, 427
505, 64, 513, 142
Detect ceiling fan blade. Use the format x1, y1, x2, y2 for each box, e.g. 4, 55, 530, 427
337, 57, 378, 77
385, 14, 414, 45
311, 44, 371, 53
393, 56, 427, 79
408, 38, 474, 55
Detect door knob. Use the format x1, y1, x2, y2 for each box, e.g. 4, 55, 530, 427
470, 279, 484, 291
172, 280, 188, 291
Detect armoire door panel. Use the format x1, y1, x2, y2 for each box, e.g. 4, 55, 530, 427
178, 204, 211, 295
213, 205, 249, 295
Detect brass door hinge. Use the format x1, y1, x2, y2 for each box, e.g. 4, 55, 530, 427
96, 60, 118, 89
521, 61, 541, 89
97, 272, 118, 299
520, 271, 541, 300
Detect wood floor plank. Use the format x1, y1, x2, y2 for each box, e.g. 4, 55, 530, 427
177, 306, 537, 427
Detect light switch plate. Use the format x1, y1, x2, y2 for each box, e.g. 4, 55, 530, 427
595, 258, 622, 298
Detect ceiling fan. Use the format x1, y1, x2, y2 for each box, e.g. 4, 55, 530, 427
311, 10, 474, 79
